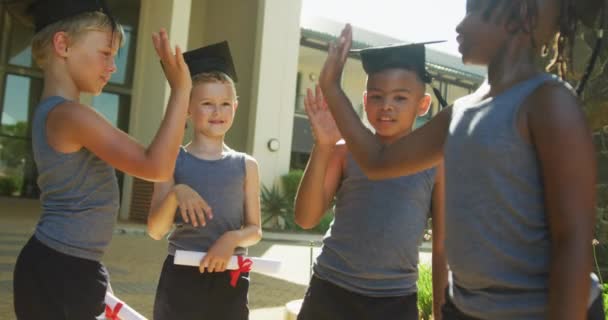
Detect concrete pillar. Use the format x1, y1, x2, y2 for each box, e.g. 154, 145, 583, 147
185, 0, 302, 188
119, 0, 191, 220
248, 0, 302, 187
187, 0, 260, 154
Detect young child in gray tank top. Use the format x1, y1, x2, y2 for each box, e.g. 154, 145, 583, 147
147, 42, 262, 320
11, 1, 191, 319
295, 42, 447, 320
318, 1, 606, 319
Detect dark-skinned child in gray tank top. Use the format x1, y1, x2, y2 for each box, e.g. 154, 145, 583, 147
295, 42, 448, 320
316, 2, 606, 318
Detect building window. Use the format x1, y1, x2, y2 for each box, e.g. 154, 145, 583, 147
110, 25, 136, 86
7, 16, 35, 68
0, 74, 43, 197
0, 0, 140, 198
92, 92, 131, 131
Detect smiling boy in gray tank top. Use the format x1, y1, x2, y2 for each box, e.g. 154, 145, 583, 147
294, 42, 448, 320
147, 41, 262, 320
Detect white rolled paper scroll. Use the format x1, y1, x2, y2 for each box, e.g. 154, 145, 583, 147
173, 250, 282, 274
104, 291, 148, 320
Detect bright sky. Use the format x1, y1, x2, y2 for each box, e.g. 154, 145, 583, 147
301, 0, 467, 56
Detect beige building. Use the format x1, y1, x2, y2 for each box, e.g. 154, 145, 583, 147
0, 0, 483, 221
292, 17, 485, 168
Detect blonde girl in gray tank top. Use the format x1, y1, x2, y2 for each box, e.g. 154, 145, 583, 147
316, 1, 606, 319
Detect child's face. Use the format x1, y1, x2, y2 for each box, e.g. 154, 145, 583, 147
64, 29, 118, 95
456, 0, 560, 66
455, 0, 510, 65
188, 81, 237, 138
363, 69, 430, 139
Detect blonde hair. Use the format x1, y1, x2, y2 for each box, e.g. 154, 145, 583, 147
191, 71, 237, 99
31, 11, 124, 68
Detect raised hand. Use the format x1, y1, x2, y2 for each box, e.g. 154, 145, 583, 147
173, 184, 213, 227
152, 28, 192, 91
319, 24, 352, 92
305, 85, 342, 146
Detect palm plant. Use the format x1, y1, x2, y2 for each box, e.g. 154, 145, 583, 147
260, 184, 291, 230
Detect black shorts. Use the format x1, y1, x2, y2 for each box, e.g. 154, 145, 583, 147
153, 254, 250, 320
297, 275, 419, 320
442, 289, 606, 320
13, 236, 109, 320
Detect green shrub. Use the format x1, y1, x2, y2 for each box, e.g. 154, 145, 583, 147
260, 184, 292, 230
594, 241, 608, 281
260, 170, 334, 234
0, 176, 17, 196
417, 264, 433, 320
283, 208, 334, 234
312, 211, 334, 234
281, 170, 304, 205
603, 284, 608, 314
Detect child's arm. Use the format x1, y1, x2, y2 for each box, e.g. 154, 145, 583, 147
199, 156, 262, 273
319, 24, 450, 180
147, 180, 213, 240
147, 180, 176, 239
431, 163, 447, 320
527, 84, 595, 320
294, 86, 345, 229
46, 29, 191, 181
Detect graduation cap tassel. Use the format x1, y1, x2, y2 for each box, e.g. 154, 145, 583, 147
432, 86, 449, 109
575, 0, 607, 97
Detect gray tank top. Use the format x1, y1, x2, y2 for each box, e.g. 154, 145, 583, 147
168, 147, 247, 256
33, 96, 119, 261
445, 73, 601, 319
314, 152, 436, 297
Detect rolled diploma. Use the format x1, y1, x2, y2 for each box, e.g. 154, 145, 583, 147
104, 291, 148, 320
174, 250, 281, 274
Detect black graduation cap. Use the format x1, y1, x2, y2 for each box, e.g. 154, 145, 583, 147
5, 0, 114, 32
352, 41, 449, 108
183, 41, 238, 82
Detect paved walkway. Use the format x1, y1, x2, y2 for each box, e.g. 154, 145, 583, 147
0, 197, 432, 320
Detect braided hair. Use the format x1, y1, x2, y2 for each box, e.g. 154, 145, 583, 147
544, 0, 578, 79
479, 0, 606, 95
570, 0, 607, 95
544, 0, 606, 95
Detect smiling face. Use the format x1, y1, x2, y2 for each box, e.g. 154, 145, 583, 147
364, 68, 431, 140
188, 78, 238, 138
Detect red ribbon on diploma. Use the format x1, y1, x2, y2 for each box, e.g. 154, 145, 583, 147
229, 256, 252, 287
105, 302, 123, 320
